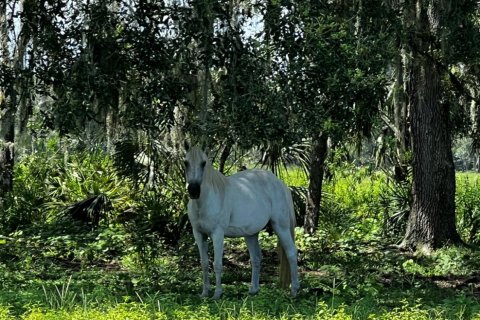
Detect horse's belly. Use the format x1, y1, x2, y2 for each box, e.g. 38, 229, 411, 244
224, 225, 262, 237
225, 209, 269, 237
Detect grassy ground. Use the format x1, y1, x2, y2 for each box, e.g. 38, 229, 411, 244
1, 168, 480, 319
1, 232, 480, 319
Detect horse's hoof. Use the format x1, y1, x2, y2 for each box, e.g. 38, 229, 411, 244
290, 288, 299, 298
249, 288, 259, 295
212, 290, 223, 300
290, 282, 300, 298
200, 291, 209, 298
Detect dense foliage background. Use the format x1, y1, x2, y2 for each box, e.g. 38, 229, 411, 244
1, 0, 480, 319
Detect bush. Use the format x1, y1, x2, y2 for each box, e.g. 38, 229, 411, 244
456, 172, 480, 244
321, 165, 387, 243
0, 135, 190, 275
0, 136, 137, 233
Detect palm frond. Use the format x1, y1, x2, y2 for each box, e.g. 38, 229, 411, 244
259, 140, 311, 176
113, 132, 184, 190
64, 194, 112, 228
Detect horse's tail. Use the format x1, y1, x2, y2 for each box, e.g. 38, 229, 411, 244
278, 185, 296, 289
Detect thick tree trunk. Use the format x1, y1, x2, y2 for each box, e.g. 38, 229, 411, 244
304, 133, 328, 234
400, 0, 462, 251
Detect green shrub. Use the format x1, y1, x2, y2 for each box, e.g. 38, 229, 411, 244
456, 172, 480, 244
321, 166, 386, 243
279, 166, 308, 187
0, 136, 137, 233
0, 305, 13, 320
370, 300, 432, 320
0, 135, 191, 279
21, 304, 152, 320
401, 246, 480, 277
42, 149, 136, 224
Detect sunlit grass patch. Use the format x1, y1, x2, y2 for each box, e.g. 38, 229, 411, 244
1, 297, 479, 320
278, 166, 308, 187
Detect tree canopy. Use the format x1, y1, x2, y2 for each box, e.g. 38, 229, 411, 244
1, 0, 480, 250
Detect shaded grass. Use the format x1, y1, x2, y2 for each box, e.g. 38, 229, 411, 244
2, 169, 480, 319
1, 235, 480, 319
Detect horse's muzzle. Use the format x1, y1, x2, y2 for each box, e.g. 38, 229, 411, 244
187, 183, 201, 199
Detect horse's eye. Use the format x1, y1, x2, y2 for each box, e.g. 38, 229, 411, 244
201, 161, 206, 168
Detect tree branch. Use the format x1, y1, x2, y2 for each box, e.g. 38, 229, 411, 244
415, 46, 480, 105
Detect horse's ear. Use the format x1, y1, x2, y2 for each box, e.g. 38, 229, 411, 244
200, 139, 207, 152
184, 140, 190, 152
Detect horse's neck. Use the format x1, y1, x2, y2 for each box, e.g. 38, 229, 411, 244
202, 165, 228, 200
190, 166, 227, 217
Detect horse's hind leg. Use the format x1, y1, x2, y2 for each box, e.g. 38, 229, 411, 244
272, 224, 300, 297
245, 233, 262, 295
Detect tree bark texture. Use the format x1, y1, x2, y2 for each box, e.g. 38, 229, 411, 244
393, 41, 410, 181
401, 0, 462, 250
0, 139, 14, 195
304, 133, 328, 234
0, 1, 14, 195
471, 89, 480, 172
218, 143, 231, 174
193, 0, 214, 145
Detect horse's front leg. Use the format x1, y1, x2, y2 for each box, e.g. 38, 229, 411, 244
211, 230, 225, 299
193, 229, 210, 297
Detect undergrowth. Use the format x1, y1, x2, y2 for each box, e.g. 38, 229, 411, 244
1, 144, 480, 319
1, 229, 480, 319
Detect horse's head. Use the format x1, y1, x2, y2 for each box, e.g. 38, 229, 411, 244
184, 145, 208, 199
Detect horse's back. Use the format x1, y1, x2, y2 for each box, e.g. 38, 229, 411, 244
225, 169, 293, 236
229, 169, 286, 200
230, 169, 278, 186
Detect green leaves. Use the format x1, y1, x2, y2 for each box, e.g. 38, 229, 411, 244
455, 173, 480, 244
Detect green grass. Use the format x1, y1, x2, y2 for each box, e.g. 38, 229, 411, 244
2, 160, 480, 319
1, 232, 480, 319
456, 172, 480, 243
278, 166, 308, 187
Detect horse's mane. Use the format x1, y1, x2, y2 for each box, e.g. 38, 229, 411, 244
204, 161, 228, 197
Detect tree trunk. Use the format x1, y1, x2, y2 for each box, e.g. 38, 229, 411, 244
400, 0, 462, 251
13, 0, 34, 154
192, 0, 214, 146
393, 40, 410, 180
304, 133, 328, 234
0, 1, 14, 195
218, 143, 231, 174
0, 124, 14, 196
0, 0, 34, 194
471, 88, 480, 172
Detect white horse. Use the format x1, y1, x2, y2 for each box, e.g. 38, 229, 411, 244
184, 145, 299, 299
